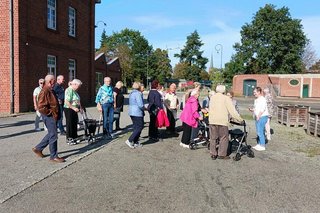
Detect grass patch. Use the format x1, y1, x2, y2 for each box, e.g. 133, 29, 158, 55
241, 114, 254, 121
295, 147, 320, 157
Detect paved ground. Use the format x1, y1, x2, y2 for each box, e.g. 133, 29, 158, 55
1, 95, 320, 212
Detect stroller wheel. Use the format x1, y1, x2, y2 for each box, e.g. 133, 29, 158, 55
189, 142, 196, 150
233, 153, 241, 161
247, 149, 255, 158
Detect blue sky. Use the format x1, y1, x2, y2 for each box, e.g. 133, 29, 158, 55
95, 0, 320, 69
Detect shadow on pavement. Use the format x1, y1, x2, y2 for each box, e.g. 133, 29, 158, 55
0, 120, 35, 129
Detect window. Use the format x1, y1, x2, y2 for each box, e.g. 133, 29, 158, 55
95, 72, 103, 93
68, 59, 76, 81
47, 55, 56, 76
47, 0, 56, 30
68, 7, 76, 37
289, 79, 300, 86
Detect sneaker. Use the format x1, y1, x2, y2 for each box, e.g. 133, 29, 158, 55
179, 142, 184, 147
34, 128, 41, 131
125, 140, 135, 149
134, 142, 143, 148
181, 143, 190, 149
253, 144, 265, 151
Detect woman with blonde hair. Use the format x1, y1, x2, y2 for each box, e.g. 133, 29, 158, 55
64, 79, 82, 143
113, 81, 124, 131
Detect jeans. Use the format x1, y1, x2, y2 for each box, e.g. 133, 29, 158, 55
57, 104, 65, 132
255, 116, 268, 146
128, 116, 144, 143
35, 115, 58, 159
102, 103, 114, 135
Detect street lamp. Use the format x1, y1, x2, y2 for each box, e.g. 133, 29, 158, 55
95, 21, 106, 28
215, 44, 223, 71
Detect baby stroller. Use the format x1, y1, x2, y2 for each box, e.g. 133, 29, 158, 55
229, 120, 254, 161
67, 108, 97, 145
189, 119, 210, 150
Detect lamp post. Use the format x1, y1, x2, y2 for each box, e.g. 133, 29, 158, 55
215, 44, 223, 71
94, 21, 106, 28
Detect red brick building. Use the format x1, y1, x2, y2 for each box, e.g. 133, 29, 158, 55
0, 0, 100, 114
94, 52, 122, 93
233, 74, 320, 98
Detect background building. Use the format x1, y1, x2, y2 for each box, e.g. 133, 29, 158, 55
0, 0, 99, 114
233, 74, 320, 98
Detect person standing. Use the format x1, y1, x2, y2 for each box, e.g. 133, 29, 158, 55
164, 83, 179, 135
96, 77, 115, 139
64, 79, 82, 143
125, 82, 145, 148
53, 75, 66, 135
33, 78, 45, 131
263, 87, 274, 141
113, 81, 125, 131
147, 80, 163, 141
249, 87, 269, 151
180, 90, 202, 148
208, 85, 243, 159
32, 74, 65, 163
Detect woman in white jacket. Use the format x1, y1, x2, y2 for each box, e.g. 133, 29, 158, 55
249, 87, 269, 151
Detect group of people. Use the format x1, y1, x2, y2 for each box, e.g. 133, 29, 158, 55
180, 82, 274, 159
31, 73, 273, 162
32, 75, 124, 163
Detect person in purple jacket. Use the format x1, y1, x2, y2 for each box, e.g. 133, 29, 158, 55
147, 80, 163, 142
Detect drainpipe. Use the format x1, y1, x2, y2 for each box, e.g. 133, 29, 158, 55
9, 0, 15, 114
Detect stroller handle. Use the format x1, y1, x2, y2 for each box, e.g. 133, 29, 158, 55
230, 119, 246, 126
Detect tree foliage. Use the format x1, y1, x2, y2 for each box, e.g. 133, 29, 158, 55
302, 42, 318, 71
226, 4, 307, 82
99, 28, 172, 86
174, 30, 208, 81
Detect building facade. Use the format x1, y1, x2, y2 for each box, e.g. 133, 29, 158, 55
233, 74, 320, 98
0, 0, 99, 114
94, 52, 122, 93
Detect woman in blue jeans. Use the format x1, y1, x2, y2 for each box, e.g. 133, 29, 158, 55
249, 87, 269, 151
96, 77, 115, 139
125, 82, 145, 148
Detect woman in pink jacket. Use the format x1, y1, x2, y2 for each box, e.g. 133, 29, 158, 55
180, 90, 202, 148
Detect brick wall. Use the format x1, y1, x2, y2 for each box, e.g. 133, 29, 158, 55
0, 0, 96, 113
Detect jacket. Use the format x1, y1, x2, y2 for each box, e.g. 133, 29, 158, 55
208, 93, 243, 126
37, 86, 60, 121
180, 96, 200, 128
128, 89, 144, 117
156, 109, 170, 128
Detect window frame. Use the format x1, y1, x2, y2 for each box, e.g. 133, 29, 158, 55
47, 55, 57, 77
68, 6, 76, 37
68, 59, 76, 81
47, 0, 57, 30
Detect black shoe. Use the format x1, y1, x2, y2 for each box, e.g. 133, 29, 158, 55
115, 128, 124, 131
150, 137, 159, 142
211, 155, 217, 160
60, 131, 66, 136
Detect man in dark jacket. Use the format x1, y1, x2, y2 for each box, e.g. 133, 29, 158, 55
32, 74, 65, 163
53, 75, 66, 135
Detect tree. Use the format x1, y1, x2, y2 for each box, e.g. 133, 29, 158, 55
310, 60, 320, 71
148, 48, 172, 84
302, 43, 318, 71
99, 28, 152, 86
172, 62, 188, 79
228, 4, 307, 77
209, 67, 224, 88
174, 30, 208, 81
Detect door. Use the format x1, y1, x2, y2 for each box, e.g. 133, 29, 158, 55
302, 84, 309, 98
243, 79, 257, 96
